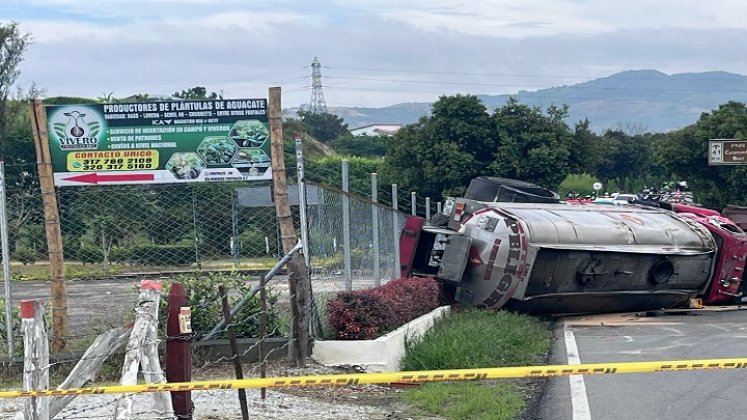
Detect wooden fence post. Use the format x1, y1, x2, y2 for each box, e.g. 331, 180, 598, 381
114, 280, 173, 420
269, 86, 312, 365
166, 281, 193, 419
29, 100, 67, 352
21, 300, 49, 420
218, 284, 249, 420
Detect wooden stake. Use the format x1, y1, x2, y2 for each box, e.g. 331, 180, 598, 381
218, 284, 249, 420
28, 100, 67, 352
166, 282, 192, 419
114, 280, 173, 420
21, 300, 49, 420
269, 87, 312, 365
49, 326, 131, 418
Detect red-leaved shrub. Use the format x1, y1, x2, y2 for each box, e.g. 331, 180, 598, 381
326, 276, 440, 340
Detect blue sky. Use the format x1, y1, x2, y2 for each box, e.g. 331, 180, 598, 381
6, 0, 747, 108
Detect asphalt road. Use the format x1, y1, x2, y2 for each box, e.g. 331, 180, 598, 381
536, 308, 747, 420
6, 275, 371, 338
9, 278, 140, 338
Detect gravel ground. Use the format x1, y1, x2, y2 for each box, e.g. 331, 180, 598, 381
0, 362, 420, 420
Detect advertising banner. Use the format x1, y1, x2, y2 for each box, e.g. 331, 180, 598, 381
45, 99, 270, 186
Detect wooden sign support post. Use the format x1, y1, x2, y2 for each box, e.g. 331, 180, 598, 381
28, 100, 68, 352
269, 87, 312, 366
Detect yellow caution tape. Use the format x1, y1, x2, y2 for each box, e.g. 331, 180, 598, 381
4, 358, 747, 398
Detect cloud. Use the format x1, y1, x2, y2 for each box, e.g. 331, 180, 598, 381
10, 1, 747, 107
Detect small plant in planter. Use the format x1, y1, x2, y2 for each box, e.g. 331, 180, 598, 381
326, 276, 440, 340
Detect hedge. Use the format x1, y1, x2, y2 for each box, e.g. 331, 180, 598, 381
326, 276, 440, 340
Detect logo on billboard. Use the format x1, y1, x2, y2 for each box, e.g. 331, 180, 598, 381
50, 107, 103, 150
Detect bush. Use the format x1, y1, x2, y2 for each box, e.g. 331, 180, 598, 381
132, 245, 195, 266
13, 246, 37, 265
159, 272, 281, 339
0, 296, 22, 358
239, 229, 268, 257
77, 246, 104, 264
326, 277, 440, 340
109, 246, 133, 264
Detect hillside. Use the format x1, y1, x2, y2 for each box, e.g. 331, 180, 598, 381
312, 70, 747, 133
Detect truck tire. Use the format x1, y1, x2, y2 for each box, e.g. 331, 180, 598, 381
464, 176, 560, 203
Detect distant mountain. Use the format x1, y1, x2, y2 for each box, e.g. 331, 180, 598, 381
309, 70, 747, 133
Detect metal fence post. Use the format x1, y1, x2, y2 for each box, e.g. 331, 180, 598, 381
342, 159, 352, 291
392, 184, 400, 280
371, 173, 380, 286
21, 300, 49, 420
296, 136, 310, 268
0, 162, 13, 356
191, 189, 201, 270
425, 197, 431, 220
437, 201, 442, 215
231, 193, 239, 267
411, 191, 417, 216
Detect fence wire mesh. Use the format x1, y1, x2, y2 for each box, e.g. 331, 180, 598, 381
0, 162, 415, 349
2, 162, 410, 279
306, 181, 406, 289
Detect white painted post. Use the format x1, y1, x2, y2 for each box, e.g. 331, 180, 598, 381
114, 280, 173, 420
411, 191, 417, 216
425, 197, 431, 220
21, 300, 49, 420
139, 281, 173, 419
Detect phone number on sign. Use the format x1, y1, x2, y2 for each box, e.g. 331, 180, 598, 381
68, 157, 158, 171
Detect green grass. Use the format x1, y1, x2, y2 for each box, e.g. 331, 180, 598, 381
399, 308, 552, 420
403, 382, 525, 420
401, 308, 551, 371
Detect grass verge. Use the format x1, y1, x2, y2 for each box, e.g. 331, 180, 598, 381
399, 308, 552, 420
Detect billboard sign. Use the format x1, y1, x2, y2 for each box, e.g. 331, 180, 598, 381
708, 139, 747, 165
45, 99, 270, 186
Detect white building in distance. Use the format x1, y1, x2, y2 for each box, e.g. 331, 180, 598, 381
349, 123, 402, 136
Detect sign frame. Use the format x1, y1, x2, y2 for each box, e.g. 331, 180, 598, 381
708, 139, 747, 165
45, 99, 271, 186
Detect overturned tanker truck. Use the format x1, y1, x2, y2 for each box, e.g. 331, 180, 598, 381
399, 177, 747, 314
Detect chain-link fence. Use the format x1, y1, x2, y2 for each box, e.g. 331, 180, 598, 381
306, 181, 406, 287
2, 169, 411, 283
2, 180, 294, 277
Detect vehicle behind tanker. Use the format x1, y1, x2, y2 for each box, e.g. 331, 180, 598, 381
399, 178, 747, 314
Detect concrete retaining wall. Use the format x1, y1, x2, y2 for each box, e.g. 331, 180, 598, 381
312, 306, 450, 372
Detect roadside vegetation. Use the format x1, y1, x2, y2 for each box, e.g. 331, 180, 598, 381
399, 309, 552, 420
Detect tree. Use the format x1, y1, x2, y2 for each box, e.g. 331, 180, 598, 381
330, 134, 388, 157
568, 119, 601, 175
296, 110, 348, 142
0, 22, 31, 160
588, 130, 652, 193
173, 86, 220, 100
653, 101, 747, 209
383, 94, 494, 198
489, 99, 574, 189
305, 156, 384, 195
